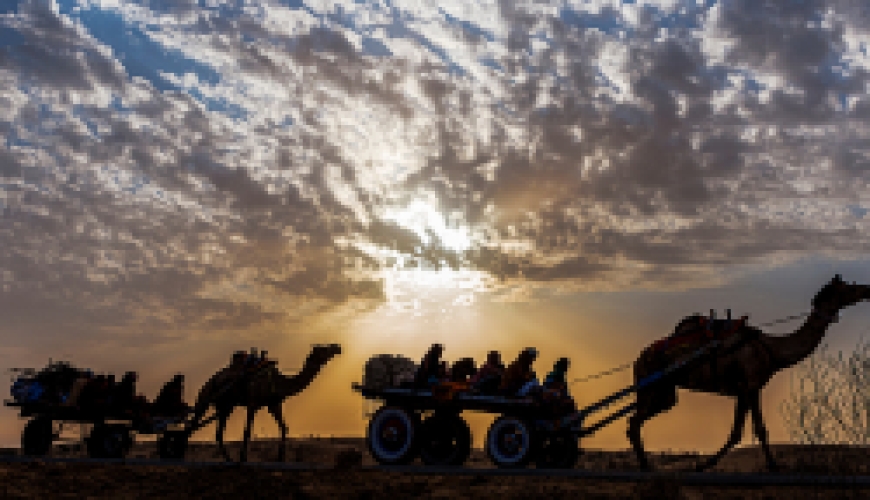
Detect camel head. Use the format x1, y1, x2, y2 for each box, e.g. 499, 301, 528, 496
811, 274, 870, 313
310, 343, 342, 365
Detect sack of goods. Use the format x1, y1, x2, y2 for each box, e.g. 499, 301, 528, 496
363, 354, 418, 390
11, 379, 44, 404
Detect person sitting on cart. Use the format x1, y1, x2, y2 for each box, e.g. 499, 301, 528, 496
111, 371, 139, 417
541, 357, 576, 417
469, 351, 504, 394
60, 370, 93, 408
413, 343, 445, 389
150, 374, 188, 417
439, 361, 451, 383
499, 348, 539, 397
65, 373, 112, 411
450, 357, 478, 383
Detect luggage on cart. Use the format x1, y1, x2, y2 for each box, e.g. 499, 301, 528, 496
9, 360, 92, 407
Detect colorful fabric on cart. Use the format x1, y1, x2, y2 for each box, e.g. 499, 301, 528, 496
11, 379, 44, 404
431, 381, 471, 400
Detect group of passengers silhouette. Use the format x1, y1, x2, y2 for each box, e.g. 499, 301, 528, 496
51, 348, 276, 426
407, 343, 577, 417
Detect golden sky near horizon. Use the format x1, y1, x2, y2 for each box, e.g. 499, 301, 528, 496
3, 0, 870, 453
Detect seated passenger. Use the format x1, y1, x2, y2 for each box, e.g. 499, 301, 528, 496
112, 371, 138, 415
517, 369, 542, 397
151, 374, 188, 417
499, 348, 539, 397
413, 344, 445, 389
544, 358, 569, 390
542, 357, 576, 416
60, 372, 93, 408
439, 361, 451, 383
450, 357, 478, 383
470, 351, 504, 394
73, 374, 112, 411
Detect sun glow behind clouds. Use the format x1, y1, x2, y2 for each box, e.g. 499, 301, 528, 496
383, 199, 472, 254
374, 200, 493, 315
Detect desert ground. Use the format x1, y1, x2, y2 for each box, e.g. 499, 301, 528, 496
1, 438, 868, 499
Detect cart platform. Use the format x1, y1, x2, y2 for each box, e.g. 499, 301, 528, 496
4, 399, 192, 434
351, 382, 558, 417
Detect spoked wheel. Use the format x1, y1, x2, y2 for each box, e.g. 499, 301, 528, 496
158, 430, 188, 460
418, 413, 472, 467
366, 406, 420, 466
486, 416, 536, 469
535, 431, 579, 469
87, 423, 133, 459
22, 416, 54, 457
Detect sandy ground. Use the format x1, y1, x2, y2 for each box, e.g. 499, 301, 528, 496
1, 439, 868, 499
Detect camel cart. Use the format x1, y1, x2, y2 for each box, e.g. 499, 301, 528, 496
354, 338, 733, 470
5, 363, 192, 460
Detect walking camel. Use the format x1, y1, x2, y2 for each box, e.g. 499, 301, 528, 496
186, 344, 341, 463
628, 274, 870, 472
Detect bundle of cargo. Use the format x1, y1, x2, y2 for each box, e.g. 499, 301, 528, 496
363, 354, 417, 390
9, 360, 91, 407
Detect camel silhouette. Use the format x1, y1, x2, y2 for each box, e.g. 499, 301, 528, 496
628, 274, 869, 472
186, 344, 341, 463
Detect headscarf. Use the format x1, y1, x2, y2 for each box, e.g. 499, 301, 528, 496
545, 357, 569, 387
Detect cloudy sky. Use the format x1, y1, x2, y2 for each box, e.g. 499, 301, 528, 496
2, 0, 870, 452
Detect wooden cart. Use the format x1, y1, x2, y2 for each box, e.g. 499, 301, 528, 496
354, 339, 731, 470
4, 399, 192, 460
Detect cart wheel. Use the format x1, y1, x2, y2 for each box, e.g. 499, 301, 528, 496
486, 416, 536, 469
158, 430, 188, 460
87, 424, 133, 459
22, 416, 54, 457
419, 413, 472, 467
366, 406, 420, 466
535, 431, 579, 469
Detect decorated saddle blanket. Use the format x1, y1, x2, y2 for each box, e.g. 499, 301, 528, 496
650, 315, 748, 360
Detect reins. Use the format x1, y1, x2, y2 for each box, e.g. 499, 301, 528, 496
567, 310, 813, 385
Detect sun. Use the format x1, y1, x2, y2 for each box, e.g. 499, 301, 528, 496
382, 199, 472, 254
375, 199, 491, 315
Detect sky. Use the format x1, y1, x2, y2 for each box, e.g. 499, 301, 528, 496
2, 0, 870, 453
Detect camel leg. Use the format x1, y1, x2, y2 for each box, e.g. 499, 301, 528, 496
269, 404, 288, 462
749, 391, 779, 472
216, 411, 232, 463
627, 387, 677, 471
695, 396, 749, 472
240, 406, 255, 463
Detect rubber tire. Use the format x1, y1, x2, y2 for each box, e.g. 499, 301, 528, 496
22, 417, 53, 457
418, 413, 472, 467
366, 406, 420, 466
535, 431, 579, 469
158, 430, 188, 460
486, 416, 536, 469
87, 424, 132, 459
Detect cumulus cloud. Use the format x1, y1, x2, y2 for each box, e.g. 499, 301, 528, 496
1, 0, 869, 348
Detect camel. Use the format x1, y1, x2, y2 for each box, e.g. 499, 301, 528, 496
185, 344, 341, 463
627, 274, 870, 472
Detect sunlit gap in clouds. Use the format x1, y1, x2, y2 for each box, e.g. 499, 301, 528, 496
375, 198, 493, 317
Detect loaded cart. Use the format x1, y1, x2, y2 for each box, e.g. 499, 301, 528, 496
5, 360, 192, 460
354, 339, 733, 470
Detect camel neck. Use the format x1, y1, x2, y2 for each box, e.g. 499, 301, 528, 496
768, 308, 837, 371
276, 355, 325, 397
